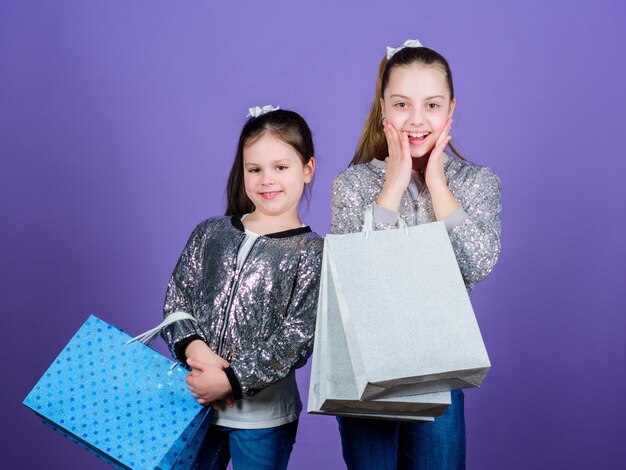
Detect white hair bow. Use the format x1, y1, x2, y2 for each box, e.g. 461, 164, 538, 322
247, 105, 280, 118
386, 39, 424, 59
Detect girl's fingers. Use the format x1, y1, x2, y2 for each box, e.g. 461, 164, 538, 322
432, 120, 453, 158
387, 121, 402, 145
383, 122, 403, 160
187, 357, 208, 372
382, 122, 397, 149
435, 134, 452, 153
389, 124, 411, 162
186, 376, 198, 391
432, 137, 452, 163
436, 119, 452, 145
400, 131, 411, 159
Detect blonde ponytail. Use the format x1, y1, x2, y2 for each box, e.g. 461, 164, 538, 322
351, 56, 389, 166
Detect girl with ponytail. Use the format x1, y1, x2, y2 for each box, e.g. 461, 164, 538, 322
162, 107, 323, 470
331, 40, 502, 469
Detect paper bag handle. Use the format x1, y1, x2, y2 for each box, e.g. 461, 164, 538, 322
363, 204, 409, 239
125, 311, 197, 347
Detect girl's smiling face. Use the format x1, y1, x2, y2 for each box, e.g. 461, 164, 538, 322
243, 133, 314, 221
381, 63, 456, 159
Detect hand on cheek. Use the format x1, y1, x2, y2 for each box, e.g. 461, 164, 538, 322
382, 119, 412, 193
425, 118, 453, 189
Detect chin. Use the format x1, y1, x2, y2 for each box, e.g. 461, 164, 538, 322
412, 145, 436, 159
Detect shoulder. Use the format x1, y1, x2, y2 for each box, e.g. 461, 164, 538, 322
332, 163, 384, 201
190, 215, 233, 239
300, 233, 324, 270
266, 230, 323, 273
333, 163, 380, 187
298, 230, 324, 253
285, 231, 324, 264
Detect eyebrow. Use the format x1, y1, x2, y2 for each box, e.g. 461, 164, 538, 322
389, 94, 411, 100
389, 94, 446, 101
244, 159, 291, 166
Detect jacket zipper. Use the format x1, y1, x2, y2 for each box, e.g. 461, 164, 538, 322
216, 236, 259, 358
405, 181, 420, 221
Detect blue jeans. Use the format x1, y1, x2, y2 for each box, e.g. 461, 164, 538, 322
337, 390, 466, 470
193, 419, 298, 470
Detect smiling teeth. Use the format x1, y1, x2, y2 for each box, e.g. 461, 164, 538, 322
408, 132, 430, 138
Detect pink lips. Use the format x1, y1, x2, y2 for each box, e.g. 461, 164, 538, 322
406, 132, 430, 146
259, 191, 282, 200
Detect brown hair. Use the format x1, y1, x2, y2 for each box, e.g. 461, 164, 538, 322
225, 109, 315, 216
351, 46, 463, 166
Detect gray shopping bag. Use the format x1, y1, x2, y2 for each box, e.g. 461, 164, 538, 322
318, 210, 490, 401
307, 245, 449, 422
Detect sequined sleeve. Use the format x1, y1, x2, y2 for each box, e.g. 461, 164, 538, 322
331, 170, 397, 234
228, 240, 324, 399
449, 167, 502, 285
160, 223, 207, 360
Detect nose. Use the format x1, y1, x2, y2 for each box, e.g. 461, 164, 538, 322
261, 171, 275, 186
409, 107, 425, 127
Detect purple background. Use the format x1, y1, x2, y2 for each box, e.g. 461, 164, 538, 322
2, 1, 625, 468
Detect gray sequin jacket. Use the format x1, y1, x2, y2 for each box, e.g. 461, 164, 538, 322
331, 155, 502, 295
161, 216, 324, 399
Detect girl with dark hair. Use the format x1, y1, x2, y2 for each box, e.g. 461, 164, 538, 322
332, 40, 502, 469
161, 106, 323, 470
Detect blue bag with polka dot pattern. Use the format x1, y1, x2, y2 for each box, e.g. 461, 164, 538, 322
23, 314, 212, 469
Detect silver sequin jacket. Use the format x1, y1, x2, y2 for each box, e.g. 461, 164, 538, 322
331, 155, 502, 294
161, 216, 324, 399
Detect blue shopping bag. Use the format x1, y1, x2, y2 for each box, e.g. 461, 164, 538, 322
23, 314, 211, 469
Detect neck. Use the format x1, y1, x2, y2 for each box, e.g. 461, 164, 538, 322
411, 152, 431, 173
242, 210, 303, 235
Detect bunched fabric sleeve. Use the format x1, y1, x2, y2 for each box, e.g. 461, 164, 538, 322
228, 241, 324, 399
160, 224, 208, 362
449, 167, 502, 285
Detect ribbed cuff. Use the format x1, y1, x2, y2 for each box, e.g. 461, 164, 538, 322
224, 366, 243, 400
444, 207, 469, 233
173, 334, 203, 365
372, 203, 400, 226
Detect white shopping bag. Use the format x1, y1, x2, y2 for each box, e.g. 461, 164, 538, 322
308, 208, 490, 411
307, 242, 450, 422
